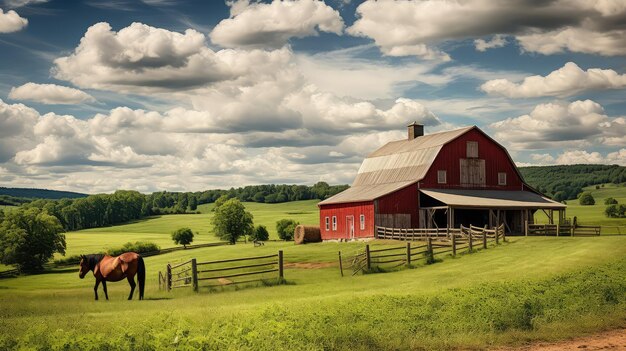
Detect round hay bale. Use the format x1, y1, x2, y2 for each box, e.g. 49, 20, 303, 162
293, 225, 321, 244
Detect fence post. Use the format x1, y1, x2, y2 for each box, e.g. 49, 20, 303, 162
524, 220, 529, 236
556, 224, 560, 237
495, 227, 499, 245
406, 242, 411, 266
570, 226, 574, 237
427, 237, 434, 263
191, 258, 198, 292
483, 225, 487, 249
452, 234, 457, 256
468, 231, 473, 252
365, 245, 371, 271
278, 250, 284, 279
338, 251, 344, 277
166, 264, 172, 292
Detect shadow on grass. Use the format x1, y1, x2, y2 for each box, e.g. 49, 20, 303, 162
143, 297, 173, 301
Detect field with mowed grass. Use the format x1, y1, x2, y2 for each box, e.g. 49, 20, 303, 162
1, 236, 626, 350
58, 200, 319, 257
535, 183, 626, 232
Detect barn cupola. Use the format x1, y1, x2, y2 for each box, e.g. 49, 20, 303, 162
407, 121, 424, 140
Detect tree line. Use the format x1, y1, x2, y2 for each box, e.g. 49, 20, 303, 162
12, 182, 346, 232
519, 164, 626, 201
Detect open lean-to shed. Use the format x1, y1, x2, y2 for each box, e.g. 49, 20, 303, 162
318, 123, 566, 240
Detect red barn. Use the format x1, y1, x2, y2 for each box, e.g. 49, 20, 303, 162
318, 123, 566, 240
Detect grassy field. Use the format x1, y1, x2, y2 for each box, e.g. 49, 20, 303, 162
60, 200, 319, 258
535, 183, 626, 231
1, 236, 625, 350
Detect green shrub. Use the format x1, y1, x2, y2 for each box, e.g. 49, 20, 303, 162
106, 241, 160, 256
276, 219, 298, 241
251, 225, 269, 241
605, 204, 626, 218
578, 192, 595, 205
172, 227, 194, 248
604, 197, 618, 205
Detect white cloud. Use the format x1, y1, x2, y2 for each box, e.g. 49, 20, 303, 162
489, 100, 611, 149
3, 0, 48, 8
481, 62, 626, 98
474, 34, 507, 52
0, 8, 27, 33
210, 0, 344, 49
9, 83, 96, 104
347, 0, 626, 59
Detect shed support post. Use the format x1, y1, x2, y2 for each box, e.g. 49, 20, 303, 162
278, 250, 284, 279
191, 258, 198, 292
524, 220, 529, 236
365, 245, 371, 271
166, 264, 172, 292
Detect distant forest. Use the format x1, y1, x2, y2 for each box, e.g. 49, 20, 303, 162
3, 182, 348, 231
0, 187, 87, 200
519, 164, 626, 201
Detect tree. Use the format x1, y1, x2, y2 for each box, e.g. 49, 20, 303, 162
276, 219, 298, 241
212, 194, 230, 212
579, 192, 595, 205
212, 198, 254, 244
0, 207, 66, 273
604, 197, 618, 205
188, 196, 198, 211
171, 227, 194, 248
251, 225, 269, 241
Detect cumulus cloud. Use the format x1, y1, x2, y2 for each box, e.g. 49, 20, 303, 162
0, 8, 27, 33
474, 35, 508, 52
481, 62, 626, 98
489, 99, 612, 149
9, 83, 96, 104
528, 149, 626, 166
210, 0, 344, 49
347, 0, 626, 59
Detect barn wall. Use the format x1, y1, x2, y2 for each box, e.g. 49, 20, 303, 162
376, 184, 419, 228
420, 129, 523, 190
319, 201, 375, 240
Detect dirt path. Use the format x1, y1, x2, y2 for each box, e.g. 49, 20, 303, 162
499, 328, 626, 350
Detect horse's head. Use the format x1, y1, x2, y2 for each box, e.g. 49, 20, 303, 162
78, 255, 90, 279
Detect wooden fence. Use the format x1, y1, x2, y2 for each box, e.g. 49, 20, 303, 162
375, 224, 505, 241
341, 225, 505, 276
162, 250, 284, 292
525, 222, 601, 236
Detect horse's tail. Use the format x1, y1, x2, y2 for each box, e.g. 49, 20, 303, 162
137, 255, 145, 300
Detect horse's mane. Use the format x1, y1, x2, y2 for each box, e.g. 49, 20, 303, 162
85, 254, 104, 270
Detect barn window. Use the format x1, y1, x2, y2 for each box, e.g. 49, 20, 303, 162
466, 141, 478, 158
498, 172, 507, 185
437, 170, 447, 184
332, 216, 337, 231
360, 214, 365, 230
325, 216, 330, 231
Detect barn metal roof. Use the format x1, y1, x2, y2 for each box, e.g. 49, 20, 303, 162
318, 181, 414, 205
420, 189, 566, 209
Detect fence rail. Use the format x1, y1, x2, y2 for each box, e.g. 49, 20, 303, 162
340, 224, 506, 276
162, 250, 284, 292
525, 222, 601, 236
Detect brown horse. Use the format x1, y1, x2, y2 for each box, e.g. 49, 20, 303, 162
79, 252, 145, 300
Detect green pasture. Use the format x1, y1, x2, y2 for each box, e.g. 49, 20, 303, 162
1, 236, 625, 350
535, 183, 626, 231
59, 200, 319, 258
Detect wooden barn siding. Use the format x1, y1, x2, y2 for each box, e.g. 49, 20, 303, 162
376, 184, 420, 228
420, 129, 523, 190
319, 201, 375, 240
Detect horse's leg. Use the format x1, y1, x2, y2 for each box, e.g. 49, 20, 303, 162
127, 275, 136, 300
94, 280, 100, 301
102, 280, 109, 300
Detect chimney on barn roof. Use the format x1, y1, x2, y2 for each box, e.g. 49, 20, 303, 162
407, 121, 424, 140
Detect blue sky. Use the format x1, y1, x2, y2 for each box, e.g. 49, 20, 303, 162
0, 0, 625, 193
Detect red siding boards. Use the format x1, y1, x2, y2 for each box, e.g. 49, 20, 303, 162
420, 129, 523, 190
376, 183, 420, 227
319, 201, 375, 240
